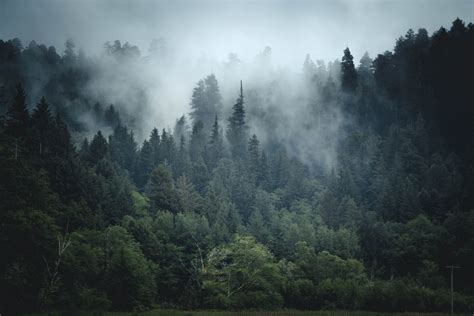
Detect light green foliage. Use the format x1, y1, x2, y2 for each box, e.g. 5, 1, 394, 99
131, 190, 150, 217
201, 235, 283, 309
62, 227, 157, 311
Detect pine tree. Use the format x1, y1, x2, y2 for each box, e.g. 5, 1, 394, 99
189, 79, 206, 126
104, 104, 121, 128
173, 115, 189, 144
272, 148, 289, 189
204, 74, 222, 120
6, 84, 29, 159
189, 121, 206, 162
63, 38, 76, 65
135, 139, 154, 188
149, 127, 161, 165
89, 130, 108, 163
227, 80, 247, 159
208, 115, 224, 170
248, 134, 260, 177
258, 150, 270, 188
160, 129, 175, 165
175, 135, 191, 178
51, 113, 73, 157
192, 156, 209, 194
31, 96, 53, 155
189, 74, 223, 134
148, 164, 179, 213
108, 125, 137, 171
80, 137, 89, 157
358, 52, 373, 75
341, 47, 358, 93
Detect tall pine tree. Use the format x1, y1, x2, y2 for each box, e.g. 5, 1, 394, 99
227, 80, 247, 159
341, 47, 358, 93
5, 84, 29, 159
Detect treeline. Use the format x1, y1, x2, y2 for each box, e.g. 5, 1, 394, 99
0, 18, 473, 313
0, 37, 142, 132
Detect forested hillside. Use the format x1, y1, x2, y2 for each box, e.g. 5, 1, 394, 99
0, 18, 473, 313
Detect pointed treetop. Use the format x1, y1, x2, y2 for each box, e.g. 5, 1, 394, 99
6, 83, 29, 139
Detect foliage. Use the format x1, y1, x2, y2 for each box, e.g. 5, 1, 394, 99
1, 18, 474, 313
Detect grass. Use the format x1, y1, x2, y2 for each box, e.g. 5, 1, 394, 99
24, 310, 470, 316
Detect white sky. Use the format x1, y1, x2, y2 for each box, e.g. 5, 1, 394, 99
1, 0, 473, 68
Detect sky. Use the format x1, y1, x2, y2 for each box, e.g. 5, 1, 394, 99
1, 0, 473, 68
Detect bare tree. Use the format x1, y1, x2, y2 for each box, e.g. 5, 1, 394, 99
40, 223, 72, 307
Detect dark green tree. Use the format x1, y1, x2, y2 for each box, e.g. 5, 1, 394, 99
227, 81, 247, 159
341, 47, 358, 93
208, 115, 224, 170
147, 164, 180, 213
5, 84, 29, 159
30, 96, 53, 156
88, 130, 108, 164
248, 134, 260, 178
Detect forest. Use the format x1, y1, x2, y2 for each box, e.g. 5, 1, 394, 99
0, 16, 473, 314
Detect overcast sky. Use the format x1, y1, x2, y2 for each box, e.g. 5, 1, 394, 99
1, 0, 473, 67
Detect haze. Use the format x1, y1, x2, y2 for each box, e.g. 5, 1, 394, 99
0, 0, 472, 169
1, 0, 472, 67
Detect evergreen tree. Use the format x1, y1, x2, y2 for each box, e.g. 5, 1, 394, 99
80, 137, 89, 156
189, 120, 206, 162
149, 127, 161, 165
272, 148, 290, 189
108, 124, 137, 172
88, 130, 108, 163
208, 115, 224, 170
173, 115, 189, 144
203, 74, 222, 123
148, 164, 179, 213
160, 129, 175, 165
62, 38, 76, 65
5, 84, 29, 159
189, 74, 222, 134
31, 96, 53, 155
258, 150, 270, 188
227, 80, 247, 159
135, 139, 154, 187
341, 47, 358, 93
104, 104, 121, 128
248, 134, 260, 178
51, 113, 73, 157
175, 135, 191, 178
189, 79, 206, 126
358, 52, 373, 75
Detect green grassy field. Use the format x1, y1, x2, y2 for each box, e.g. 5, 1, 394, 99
24, 310, 470, 316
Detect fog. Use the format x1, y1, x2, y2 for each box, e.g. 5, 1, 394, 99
1, 0, 471, 66
0, 0, 472, 168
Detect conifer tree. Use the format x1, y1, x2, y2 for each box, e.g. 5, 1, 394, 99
341, 47, 358, 93
149, 127, 161, 165
248, 134, 260, 177
189, 120, 206, 162
208, 115, 224, 169
135, 139, 154, 187
89, 130, 108, 163
6, 84, 29, 159
227, 80, 247, 159
148, 164, 179, 213
189, 74, 222, 134
31, 96, 53, 155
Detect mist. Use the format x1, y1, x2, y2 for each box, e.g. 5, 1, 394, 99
1, 0, 474, 313
1, 0, 470, 170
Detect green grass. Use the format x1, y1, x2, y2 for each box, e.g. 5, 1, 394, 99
24, 310, 469, 316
